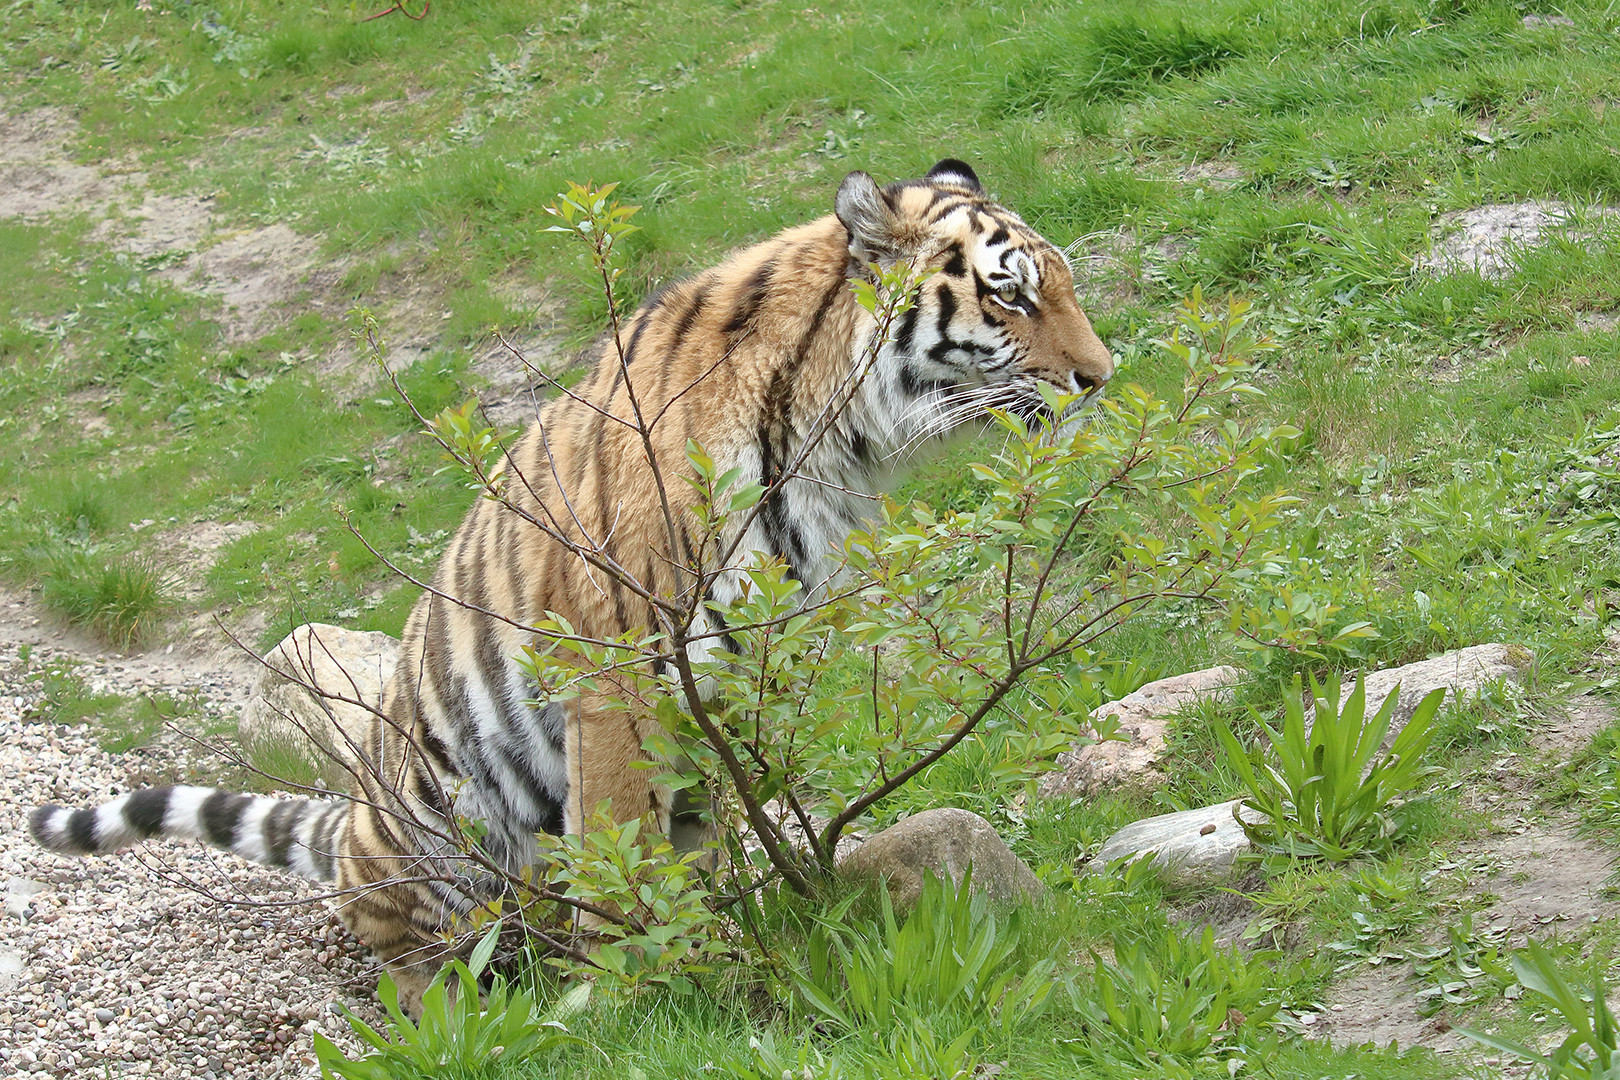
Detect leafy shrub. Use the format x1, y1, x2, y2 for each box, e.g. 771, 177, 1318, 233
534, 808, 727, 996
314, 929, 591, 1080
1219, 674, 1445, 860
796, 870, 1055, 1039
1065, 926, 1279, 1076
1458, 940, 1619, 1080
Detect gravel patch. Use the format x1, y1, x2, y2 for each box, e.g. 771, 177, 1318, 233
0, 646, 383, 1079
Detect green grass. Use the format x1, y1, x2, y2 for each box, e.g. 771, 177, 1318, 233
3, 0, 1620, 1074
39, 550, 173, 648
33, 662, 191, 752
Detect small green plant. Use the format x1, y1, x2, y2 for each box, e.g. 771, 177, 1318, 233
721, 1034, 850, 1080
534, 807, 727, 996
32, 663, 181, 752
1322, 864, 1432, 972
1457, 940, 1620, 1080
240, 727, 330, 794
797, 870, 1055, 1039
723, 1026, 978, 1080
40, 550, 172, 649
1064, 926, 1279, 1076
314, 927, 592, 1080
1406, 914, 1518, 1016
1219, 674, 1446, 860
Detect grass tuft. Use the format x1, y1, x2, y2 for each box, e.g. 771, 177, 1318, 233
997, 14, 1239, 115
41, 551, 174, 649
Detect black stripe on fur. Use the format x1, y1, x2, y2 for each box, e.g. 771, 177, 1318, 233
124, 787, 172, 838
200, 791, 250, 847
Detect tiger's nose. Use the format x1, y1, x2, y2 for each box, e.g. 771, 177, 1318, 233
1070, 369, 1110, 395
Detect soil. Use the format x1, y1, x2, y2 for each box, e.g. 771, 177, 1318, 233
1312, 695, 1620, 1056
1068, 229, 1189, 309
0, 106, 138, 220
1420, 201, 1617, 280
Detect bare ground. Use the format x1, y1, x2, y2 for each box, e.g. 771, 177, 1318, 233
1311, 695, 1620, 1056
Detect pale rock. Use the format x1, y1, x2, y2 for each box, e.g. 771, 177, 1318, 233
837, 808, 1042, 908
1089, 800, 1264, 887
1352, 643, 1532, 744
1038, 666, 1241, 798
237, 623, 399, 769
4, 876, 43, 921
0, 949, 23, 993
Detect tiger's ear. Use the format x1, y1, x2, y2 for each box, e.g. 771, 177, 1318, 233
836, 170, 901, 265
925, 158, 982, 193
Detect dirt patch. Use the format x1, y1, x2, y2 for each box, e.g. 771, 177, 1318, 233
1473, 818, 1618, 939
471, 329, 570, 431
1577, 310, 1619, 333
1421, 201, 1616, 279
162, 224, 335, 342
0, 106, 137, 220
1312, 693, 1618, 1055
95, 191, 217, 260
1532, 693, 1616, 759
0, 588, 263, 711
1313, 962, 1466, 1052
148, 519, 264, 602
0, 104, 342, 348
1068, 229, 1187, 309
1313, 816, 1616, 1054
1177, 160, 1245, 185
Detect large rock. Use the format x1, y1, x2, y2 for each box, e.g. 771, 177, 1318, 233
1038, 666, 1241, 798
1352, 643, 1532, 743
238, 623, 398, 770
1089, 800, 1264, 887
837, 808, 1042, 908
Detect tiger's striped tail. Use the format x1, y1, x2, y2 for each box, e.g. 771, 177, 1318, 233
29, 786, 348, 884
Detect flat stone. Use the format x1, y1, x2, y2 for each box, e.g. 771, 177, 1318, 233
1038, 666, 1241, 798
0, 949, 23, 993
238, 623, 399, 775
1090, 800, 1264, 887
1353, 643, 1532, 744
5, 876, 44, 921
837, 808, 1042, 908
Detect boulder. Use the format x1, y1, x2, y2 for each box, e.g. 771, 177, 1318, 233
1352, 643, 1532, 744
1089, 800, 1264, 887
238, 623, 398, 770
837, 808, 1042, 908
1038, 666, 1241, 798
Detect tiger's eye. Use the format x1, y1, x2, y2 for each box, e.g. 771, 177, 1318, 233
996, 283, 1020, 304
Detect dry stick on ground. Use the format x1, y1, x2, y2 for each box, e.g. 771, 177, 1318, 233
361, 0, 428, 22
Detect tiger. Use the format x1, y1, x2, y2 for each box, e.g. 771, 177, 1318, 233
29, 159, 1114, 1011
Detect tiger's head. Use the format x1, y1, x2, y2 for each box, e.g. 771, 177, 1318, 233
835, 159, 1114, 443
